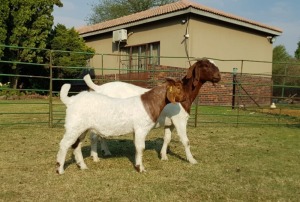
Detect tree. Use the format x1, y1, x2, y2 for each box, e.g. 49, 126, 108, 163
87, 0, 177, 24
0, 0, 63, 89
272, 45, 291, 85
295, 41, 300, 59
0, 0, 9, 58
273, 45, 291, 63
48, 24, 95, 78
48, 24, 95, 91
272, 45, 300, 97
272, 45, 291, 96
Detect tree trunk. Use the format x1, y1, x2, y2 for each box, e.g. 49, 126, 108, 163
10, 64, 19, 89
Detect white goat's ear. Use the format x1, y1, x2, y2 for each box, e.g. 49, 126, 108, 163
166, 85, 176, 104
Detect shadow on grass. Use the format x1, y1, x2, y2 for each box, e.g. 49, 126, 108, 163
63, 137, 188, 171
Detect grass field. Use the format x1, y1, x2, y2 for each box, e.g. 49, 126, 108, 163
1, 99, 300, 201
0, 123, 299, 201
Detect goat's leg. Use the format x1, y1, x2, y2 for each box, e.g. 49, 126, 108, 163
73, 141, 88, 170
160, 125, 175, 161
99, 137, 112, 156
90, 132, 112, 161
56, 130, 82, 174
134, 132, 147, 173
90, 132, 100, 162
175, 121, 197, 164
73, 132, 88, 170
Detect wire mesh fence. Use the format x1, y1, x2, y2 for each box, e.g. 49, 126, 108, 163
0, 45, 299, 127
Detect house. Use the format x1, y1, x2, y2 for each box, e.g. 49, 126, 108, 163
77, 0, 282, 106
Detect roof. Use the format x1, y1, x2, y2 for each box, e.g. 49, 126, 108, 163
78, 0, 282, 38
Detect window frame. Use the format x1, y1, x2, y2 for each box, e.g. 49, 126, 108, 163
120, 42, 160, 73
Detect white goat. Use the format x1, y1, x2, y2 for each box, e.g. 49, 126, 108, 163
84, 59, 221, 164
56, 78, 185, 174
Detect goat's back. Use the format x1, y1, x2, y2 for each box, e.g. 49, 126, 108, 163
93, 81, 149, 98
64, 91, 153, 137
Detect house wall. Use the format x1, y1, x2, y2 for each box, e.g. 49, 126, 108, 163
188, 16, 273, 75
84, 33, 120, 75
83, 14, 274, 76
84, 16, 192, 75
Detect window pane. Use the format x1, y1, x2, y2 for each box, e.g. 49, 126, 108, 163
120, 42, 160, 73
120, 48, 130, 73
150, 43, 160, 66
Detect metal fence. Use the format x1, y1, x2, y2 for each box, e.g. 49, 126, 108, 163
0, 45, 299, 127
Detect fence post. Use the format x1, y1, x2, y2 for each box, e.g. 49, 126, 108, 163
232, 67, 238, 109
48, 50, 53, 128
101, 54, 104, 80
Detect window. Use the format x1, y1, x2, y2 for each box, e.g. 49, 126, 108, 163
120, 42, 160, 73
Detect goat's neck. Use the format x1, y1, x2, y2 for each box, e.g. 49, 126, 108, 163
181, 77, 205, 114
141, 85, 169, 123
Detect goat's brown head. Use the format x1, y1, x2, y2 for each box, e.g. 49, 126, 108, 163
165, 78, 186, 104
186, 58, 221, 86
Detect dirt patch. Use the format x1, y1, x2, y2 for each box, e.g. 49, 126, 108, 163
260, 108, 300, 117
0, 94, 49, 100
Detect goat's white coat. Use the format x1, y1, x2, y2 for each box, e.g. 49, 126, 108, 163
84, 74, 195, 164
57, 80, 184, 174
57, 84, 154, 174
85, 79, 148, 98
64, 91, 152, 136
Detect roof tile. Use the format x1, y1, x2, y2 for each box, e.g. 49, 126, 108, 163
77, 0, 282, 35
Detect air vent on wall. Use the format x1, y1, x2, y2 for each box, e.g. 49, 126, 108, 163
112, 29, 127, 43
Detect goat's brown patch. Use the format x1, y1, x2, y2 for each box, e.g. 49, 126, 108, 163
72, 138, 80, 149
141, 79, 185, 122
141, 85, 166, 123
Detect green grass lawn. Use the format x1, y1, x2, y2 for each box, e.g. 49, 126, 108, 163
190, 105, 300, 127
0, 99, 300, 201
0, 124, 299, 201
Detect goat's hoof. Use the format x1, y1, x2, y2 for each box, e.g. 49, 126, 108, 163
56, 162, 64, 174
91, 156, 100, 162
160, 155, 168, 161
56, 168, 64, 174
134, 165, 146, 173
79, 164, 88, 170
188, 158, 198, 164
102, 150, 112, 157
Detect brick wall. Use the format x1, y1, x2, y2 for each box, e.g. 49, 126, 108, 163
94, 65, 272, 106
198, 73, 272, 106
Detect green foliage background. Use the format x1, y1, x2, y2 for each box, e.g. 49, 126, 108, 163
0, 0, 94, 93
87, 0, 176, 24
272, 45, 300, 97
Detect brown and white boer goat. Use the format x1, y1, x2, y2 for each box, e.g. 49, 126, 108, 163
56, 78, 185, 174
83, 58, 221, 164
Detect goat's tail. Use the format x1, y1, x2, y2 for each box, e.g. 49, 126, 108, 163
83, 74, 98, 91
60, 84, 71, 105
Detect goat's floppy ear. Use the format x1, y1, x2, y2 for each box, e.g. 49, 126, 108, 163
193, 64, 201, 86
187, 63, 201, 86
186, 64, 195, 79
166, 85, 176, 104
